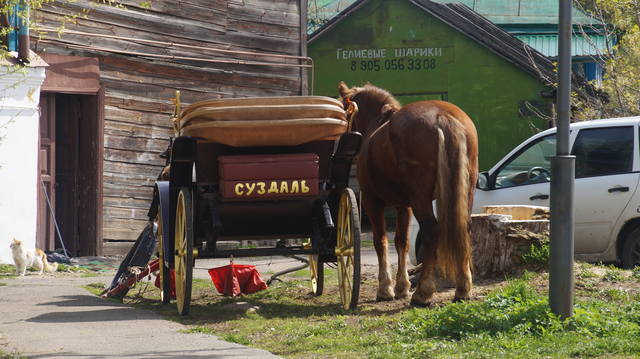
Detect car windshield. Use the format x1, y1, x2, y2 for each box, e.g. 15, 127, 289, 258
495, 134, 556, 188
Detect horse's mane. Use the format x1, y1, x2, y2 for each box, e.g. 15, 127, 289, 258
359, 84, 401, 111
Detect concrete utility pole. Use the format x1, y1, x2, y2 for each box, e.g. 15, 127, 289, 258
549, 0, 575, 318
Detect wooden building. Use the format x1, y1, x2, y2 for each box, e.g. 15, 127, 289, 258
31, 0, 309, 255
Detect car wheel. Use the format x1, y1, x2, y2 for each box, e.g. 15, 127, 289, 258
622, 228, 640, 269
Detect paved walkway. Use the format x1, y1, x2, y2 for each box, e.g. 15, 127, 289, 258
0, 275, 280, 358
0, 237, 399, 358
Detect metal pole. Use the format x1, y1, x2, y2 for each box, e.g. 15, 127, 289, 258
549, 0, 575, 318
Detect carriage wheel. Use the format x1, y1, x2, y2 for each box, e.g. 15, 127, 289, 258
157, 206, 171, 304
309, 254, 324, 296
335, 188, 361, 310
175, 187, 194, 316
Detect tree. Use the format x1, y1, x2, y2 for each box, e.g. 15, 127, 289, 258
575, 0, 640, 117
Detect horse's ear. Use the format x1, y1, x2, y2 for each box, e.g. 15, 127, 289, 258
380, 104, 397, 121
338, 81, 352, 97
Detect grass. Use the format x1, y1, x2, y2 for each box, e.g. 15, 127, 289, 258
0, 264, 16, 279
93, 264, 640, 359
0, 349, 26, 359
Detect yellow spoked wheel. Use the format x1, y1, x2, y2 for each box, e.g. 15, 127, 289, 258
157, 206, 171, 304
175, 187, 194, 316
335, 188, 361, 310
309, 254, 324, 296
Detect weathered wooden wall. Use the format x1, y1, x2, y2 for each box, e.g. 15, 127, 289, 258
33, 0, 306, 253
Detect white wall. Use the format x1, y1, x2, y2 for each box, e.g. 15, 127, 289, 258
0, 64, 46, 264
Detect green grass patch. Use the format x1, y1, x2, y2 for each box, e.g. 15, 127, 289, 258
603, 266, 624, 282
521, 237, 550, 267
0, 349, 27, 359
0, 264, 16, 279
91, 264, 640, 358
391, 279, 640, 358
57, 264, 90, 273
84, 282, 107, 296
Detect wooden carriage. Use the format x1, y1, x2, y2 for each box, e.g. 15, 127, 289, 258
152, 93, 362, 315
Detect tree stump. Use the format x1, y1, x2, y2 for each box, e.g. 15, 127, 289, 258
471, 212, 549, 278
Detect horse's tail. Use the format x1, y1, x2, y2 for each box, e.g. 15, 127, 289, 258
435, 116, 472, 280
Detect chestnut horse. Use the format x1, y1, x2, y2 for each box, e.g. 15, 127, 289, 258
338, 82, 478, 306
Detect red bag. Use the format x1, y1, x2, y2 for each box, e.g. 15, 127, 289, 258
208, 262, 268, 296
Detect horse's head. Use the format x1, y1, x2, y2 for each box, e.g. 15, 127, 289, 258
338, 81, 401, 137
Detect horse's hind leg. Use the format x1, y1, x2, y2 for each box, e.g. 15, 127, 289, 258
363, 194, 395, 301
454, 222, 473, 302
410, 208, 438, 307
393, 206, 412, 299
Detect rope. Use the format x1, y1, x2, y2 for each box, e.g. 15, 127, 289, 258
40, 179, 69, 257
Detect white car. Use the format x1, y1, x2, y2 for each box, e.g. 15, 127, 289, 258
410, 117, 640, 268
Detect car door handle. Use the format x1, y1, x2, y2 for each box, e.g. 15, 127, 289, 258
529, 194, 549, 200
608, 186, 629, 193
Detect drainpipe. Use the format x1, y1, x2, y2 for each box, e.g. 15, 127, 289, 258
17, 0, 30, 63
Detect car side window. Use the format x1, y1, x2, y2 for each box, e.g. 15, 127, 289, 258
572, 126, 634, 178
494, 135, 556, 189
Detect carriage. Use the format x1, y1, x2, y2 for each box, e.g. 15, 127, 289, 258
151, 92, 362, 315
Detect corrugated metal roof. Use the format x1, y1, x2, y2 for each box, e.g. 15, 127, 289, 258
430, 0, 600, 25
515, 34, 608, 58
308, 0, 602, 33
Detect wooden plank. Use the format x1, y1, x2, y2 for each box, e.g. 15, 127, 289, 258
104, 161, 163, 178
104, 133, 167, 153
227, 2, 300, 26
104, 207, 150, 221
40, 2, 228, 40
104, 109, 173, 130
103, 195, 152, 210
104, 119, 171, 139
104, 148, 165, 167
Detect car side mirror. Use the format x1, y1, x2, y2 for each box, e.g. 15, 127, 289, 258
476, 171, 490, 190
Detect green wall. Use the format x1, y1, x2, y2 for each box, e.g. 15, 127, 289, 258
308, 0, 551, 170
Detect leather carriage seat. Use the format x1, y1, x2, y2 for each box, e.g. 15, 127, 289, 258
178, 96, 348, 147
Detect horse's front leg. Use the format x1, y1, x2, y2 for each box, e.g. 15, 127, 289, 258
393, 206, 412, 299
363, 194, 394, 301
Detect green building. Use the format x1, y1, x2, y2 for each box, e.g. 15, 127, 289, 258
308, 0, 600, 169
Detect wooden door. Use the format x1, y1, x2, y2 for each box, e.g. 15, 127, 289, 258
55, 94, 81, 256
37, 94, 56, 251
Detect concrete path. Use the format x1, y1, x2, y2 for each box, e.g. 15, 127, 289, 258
0, 275, 280, 358
0, 235, 400, 358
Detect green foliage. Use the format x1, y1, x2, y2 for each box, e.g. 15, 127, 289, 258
521, 238, 550, 267
576, 0, 640, 117
392, 279, 640, 358
632, 266, 640, 279
602, 266, 624, 282
0, 264, 15, 275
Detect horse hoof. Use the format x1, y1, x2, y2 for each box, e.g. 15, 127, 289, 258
452, 296, 470, 303
410, 299, 432, 308
394, 292, 410, 300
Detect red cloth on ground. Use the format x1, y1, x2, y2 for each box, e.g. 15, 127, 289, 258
208, 262, 268, 296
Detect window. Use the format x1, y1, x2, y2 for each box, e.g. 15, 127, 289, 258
572, 127, 634, 178
495, 135, 556, 188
